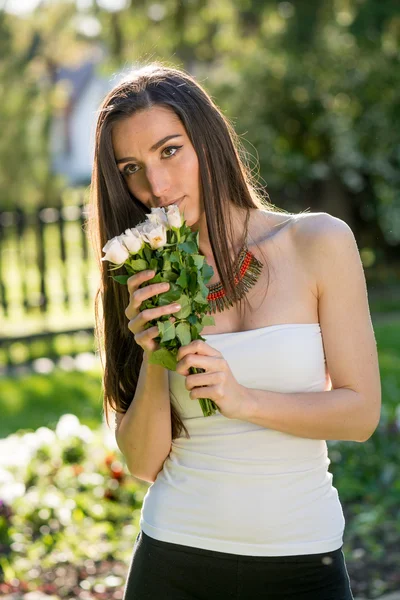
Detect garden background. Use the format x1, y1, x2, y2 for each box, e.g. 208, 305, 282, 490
0, 1, 399, 599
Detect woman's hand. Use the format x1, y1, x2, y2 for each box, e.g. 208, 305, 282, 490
125, 270, 182, 354
175, 340, 250, 420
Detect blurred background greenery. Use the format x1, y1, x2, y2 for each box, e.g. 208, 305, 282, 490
0, 0, 399, 598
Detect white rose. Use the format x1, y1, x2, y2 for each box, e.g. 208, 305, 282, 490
101, 236, 130, 264
147, 207, 169, 227
135, 222, 147, 235
165, 204, 182, 228
140, 220, 168, 250
120, 228, 144, 254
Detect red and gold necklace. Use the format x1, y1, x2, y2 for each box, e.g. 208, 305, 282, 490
206, 243, 263, 314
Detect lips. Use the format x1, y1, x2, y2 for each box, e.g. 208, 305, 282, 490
160, 196, 184, 208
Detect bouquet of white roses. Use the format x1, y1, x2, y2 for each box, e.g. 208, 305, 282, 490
102, 204, 218, 417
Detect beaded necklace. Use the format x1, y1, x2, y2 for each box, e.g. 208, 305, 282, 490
206, 243, 264, 314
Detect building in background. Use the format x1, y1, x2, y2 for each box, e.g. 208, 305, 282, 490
50, 56, 114, 186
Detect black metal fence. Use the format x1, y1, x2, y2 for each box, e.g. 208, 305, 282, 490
0, 195, 97, 369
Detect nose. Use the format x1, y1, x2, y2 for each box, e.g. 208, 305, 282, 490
146, 165, 171, 200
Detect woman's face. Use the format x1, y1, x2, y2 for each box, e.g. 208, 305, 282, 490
112, 105, 203, 227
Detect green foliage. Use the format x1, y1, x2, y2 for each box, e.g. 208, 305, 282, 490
1, 0, 399, 257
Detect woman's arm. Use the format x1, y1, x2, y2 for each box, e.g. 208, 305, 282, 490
240, 213, 381, 442
115, 353, 172, 482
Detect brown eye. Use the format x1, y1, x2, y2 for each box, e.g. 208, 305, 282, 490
122, 164, 138, 176
162, 145, 182, 158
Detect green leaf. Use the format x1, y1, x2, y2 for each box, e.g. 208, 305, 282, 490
178, 240, 197, 254
192, 254, 205, 269
163, 254, 172, 271
130, 258, 148, 271
176, 269, 188, 288
193, 290, 209, 305
148, 347, 177, 370
157, 286, 181, 305
187, 314, 198, 325
157, 319, 176, 342
176, 321, 191, 345
149, 258, 159, 272
148, 273, 163, 284
188, 271, 198, 295
170, 251, 181, 264
199, 279, 210, 298
112, 274, 130, 285
191, 323, 202, 337
202, 262, 214, 282
201, 315, 215, 327
173, 294, 191, 319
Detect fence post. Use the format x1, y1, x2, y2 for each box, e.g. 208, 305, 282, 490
0, 214, 8, 317
36, 205, 48, 314
58, 195, 69, 310
80, 197, 90, 307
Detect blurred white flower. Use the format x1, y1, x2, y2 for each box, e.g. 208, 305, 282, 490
140, 220, 168, 250
56, 414, 94, 443
75, 352, 98, 372
147, 207, 169, 227
42, 491, 62, 508
32, 357, 54, 374
120, 228, 144, 254
56, 414, 94, 442
102, 236, 130, 264
104, 575, 123, 587
58, 355, 77, 371
165, 204, 182, 228
0, 467, 14, 485
0, 433, 36, 467
78, 472, 104, 486
58, 507, 72, 526
25, 486, 40, 505
78, 424, 94, 443
0, 482, 25, 503
35, 427, 57, 446
56, 414, 81, 440
38, 508, 51, 520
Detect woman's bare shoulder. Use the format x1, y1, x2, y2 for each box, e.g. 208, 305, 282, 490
292, 210, 348, 230
289, 211, 358, 293
254, 208, 354, 260
290, 211, 353, 251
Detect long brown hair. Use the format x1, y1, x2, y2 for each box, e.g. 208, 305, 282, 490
88, 61, 277, 439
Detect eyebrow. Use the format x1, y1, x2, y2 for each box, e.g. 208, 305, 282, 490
116, 134, 183, 165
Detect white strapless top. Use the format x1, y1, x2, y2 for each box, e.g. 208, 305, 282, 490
140, 323, 345, 556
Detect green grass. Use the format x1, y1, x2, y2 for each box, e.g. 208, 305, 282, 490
0, 368, 104, 437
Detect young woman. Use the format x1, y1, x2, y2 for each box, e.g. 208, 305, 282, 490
89, 63, 381, 599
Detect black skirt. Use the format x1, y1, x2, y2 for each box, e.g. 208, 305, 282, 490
123, 530, 354, 600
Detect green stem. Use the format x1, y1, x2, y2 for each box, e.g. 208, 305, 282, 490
190, 366, 218, 417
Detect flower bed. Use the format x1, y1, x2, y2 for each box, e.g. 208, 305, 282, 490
1, 411, 399, 599
0, 415, 148, 599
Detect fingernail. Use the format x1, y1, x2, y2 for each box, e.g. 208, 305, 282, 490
172, 304, 181, 310
147, 270, 155, 276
